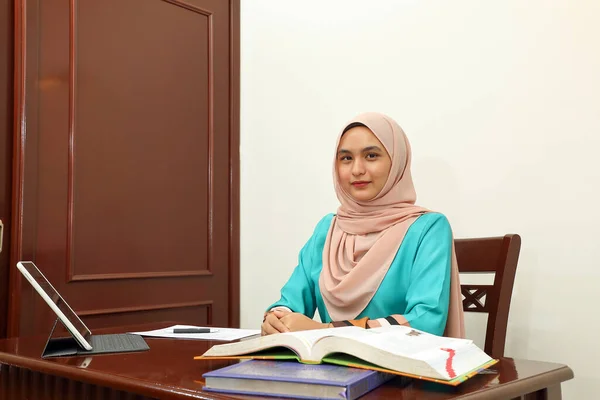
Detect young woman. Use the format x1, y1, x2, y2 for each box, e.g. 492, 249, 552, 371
262, 112, 464, 338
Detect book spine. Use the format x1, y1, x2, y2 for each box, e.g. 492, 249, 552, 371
345, 372, 396, 400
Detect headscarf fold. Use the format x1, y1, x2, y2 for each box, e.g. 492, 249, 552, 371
319, 112, 465, 338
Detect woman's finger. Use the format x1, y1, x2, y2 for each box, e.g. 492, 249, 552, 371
261, 321, 279, 335
266, 313, 290, 333
272, 309, 291, 318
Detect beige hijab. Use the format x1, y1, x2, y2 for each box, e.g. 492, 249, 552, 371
319, 112, 465, 338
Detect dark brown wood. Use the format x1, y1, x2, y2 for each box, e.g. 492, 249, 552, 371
7, 0, 31, 338
0, 322, 574, 400
7, 0, 240, 337
228, 0, 240, 329
455, 234, 522, 359
0, 0, 14, 339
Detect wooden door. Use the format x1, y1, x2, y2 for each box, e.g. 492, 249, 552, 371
8, 0, 240, 337
0, 0, 13, 339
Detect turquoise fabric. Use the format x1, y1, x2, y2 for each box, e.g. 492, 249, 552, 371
268, 213, 453, 335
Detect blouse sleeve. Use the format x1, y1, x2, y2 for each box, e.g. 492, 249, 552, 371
393, 214, 453, 335
266, 215, 333, 318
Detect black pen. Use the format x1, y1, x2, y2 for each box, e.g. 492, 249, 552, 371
173, 328, 212, 334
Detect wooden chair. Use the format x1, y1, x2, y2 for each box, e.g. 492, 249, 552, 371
454, 234, 521, 358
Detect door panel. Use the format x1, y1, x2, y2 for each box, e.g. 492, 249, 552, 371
0, 0, 13, 339
8, 0, 239, 337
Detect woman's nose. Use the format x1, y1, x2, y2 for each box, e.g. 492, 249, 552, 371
352, 159, 366, 175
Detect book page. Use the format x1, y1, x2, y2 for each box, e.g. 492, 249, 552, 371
202, 327, 372, 360
310, 326, 489, 380
201, 331, 310, 358
417, 342, 493, 379
326, 326, 472, 358
282, 327, 346, 357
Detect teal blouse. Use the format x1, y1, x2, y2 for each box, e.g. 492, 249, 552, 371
268, 212, 453, 336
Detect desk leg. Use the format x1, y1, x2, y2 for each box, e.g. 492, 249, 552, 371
544, 384, 562, 400
518, 384, 562, 400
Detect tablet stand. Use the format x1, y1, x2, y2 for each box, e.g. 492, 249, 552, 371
41, 317, 83, 358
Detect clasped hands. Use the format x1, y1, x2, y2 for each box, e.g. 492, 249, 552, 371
261, 309, 330, 336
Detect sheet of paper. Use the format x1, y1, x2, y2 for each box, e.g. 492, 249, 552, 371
130, 324, 260, 341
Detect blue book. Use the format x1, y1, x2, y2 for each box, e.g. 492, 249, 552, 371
202, 360, 397, 400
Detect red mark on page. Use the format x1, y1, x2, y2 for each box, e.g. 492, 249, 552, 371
440, 348, 457, 379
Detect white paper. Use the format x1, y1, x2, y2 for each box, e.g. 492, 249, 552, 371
129, 324, 260, 341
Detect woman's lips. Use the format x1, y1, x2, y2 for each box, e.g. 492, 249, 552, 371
351, 181, 370, 188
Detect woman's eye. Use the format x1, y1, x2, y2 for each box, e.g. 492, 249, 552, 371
366, 153, 379, 159
340, 156, 352, 161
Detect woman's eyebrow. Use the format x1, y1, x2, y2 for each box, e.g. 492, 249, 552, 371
337, 146, 383, 155
362, 146, 383, 152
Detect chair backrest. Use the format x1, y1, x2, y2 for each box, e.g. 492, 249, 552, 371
454, 234, 521, 358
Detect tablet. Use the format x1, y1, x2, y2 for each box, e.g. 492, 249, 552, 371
16, 261, 93, 351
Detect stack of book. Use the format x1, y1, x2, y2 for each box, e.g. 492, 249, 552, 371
196, 325, 496, 399
202, 360, 398, 400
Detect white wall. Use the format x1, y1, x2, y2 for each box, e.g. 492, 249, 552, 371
240, 1, 600, 398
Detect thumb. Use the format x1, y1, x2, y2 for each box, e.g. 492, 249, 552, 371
272, 309, 291, 317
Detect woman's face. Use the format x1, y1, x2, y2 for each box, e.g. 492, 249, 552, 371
336, 125, 392, 202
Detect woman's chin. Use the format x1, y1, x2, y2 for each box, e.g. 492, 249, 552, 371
349, 191, 376, 202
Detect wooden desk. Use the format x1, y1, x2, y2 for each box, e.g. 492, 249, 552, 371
0, 323, 573, 400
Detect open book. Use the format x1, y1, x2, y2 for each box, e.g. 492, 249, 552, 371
195, 326, 497, 386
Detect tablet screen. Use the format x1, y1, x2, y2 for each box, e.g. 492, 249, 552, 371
18, 261, 91, 343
